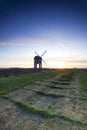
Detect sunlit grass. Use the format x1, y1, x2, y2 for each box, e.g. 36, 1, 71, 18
35, 90, 65, 98
79, 71, 87, 98
10, 99, 87, 125
46, 84, 68, 89
0, 70, 60, 95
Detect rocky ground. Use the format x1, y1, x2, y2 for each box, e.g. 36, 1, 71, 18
0, 72, 87, 130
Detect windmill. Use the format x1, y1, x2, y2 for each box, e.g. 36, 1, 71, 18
34, 50, 47, 69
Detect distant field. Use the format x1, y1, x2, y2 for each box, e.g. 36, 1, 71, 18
0, 69, 62, 95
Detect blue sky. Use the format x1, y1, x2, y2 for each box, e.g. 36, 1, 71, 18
0, 0, 87, 68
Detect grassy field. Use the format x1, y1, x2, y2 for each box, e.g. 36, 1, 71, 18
79, 70, 87, 99
0, 69, 87, 129
0, 70, 61, 95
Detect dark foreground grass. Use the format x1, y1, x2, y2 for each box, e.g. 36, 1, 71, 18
0, 70, 60, 95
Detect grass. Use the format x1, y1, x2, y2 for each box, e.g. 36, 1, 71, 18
51, 81, 70, 85
35, 90, 65, 98
78, 71, 87, 98
51, 72, 73, 85
8, 99, 87, 126
1, 69, 87, 128
46, 84, 68, 89
59, 78, 72, 82
0, 70, 60, 95
79, 71, 87, 91
79, 97, 87, 101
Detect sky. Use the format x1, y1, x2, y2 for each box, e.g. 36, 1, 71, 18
0, 0, 87, 68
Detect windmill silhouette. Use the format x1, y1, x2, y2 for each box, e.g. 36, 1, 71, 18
34, 50, 47, 69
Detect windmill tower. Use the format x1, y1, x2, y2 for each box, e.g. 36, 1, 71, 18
34, 50, 47, 69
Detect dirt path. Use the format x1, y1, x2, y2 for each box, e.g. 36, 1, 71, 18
0, 72, 87, 130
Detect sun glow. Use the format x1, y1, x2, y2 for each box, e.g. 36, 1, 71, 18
56, 62, 67, 68
47, 61, 69, 69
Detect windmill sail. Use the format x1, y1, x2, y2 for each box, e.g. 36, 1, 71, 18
41, 50, 47, 57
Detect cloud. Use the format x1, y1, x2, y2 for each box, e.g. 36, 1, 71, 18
0, 36, 66, 52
